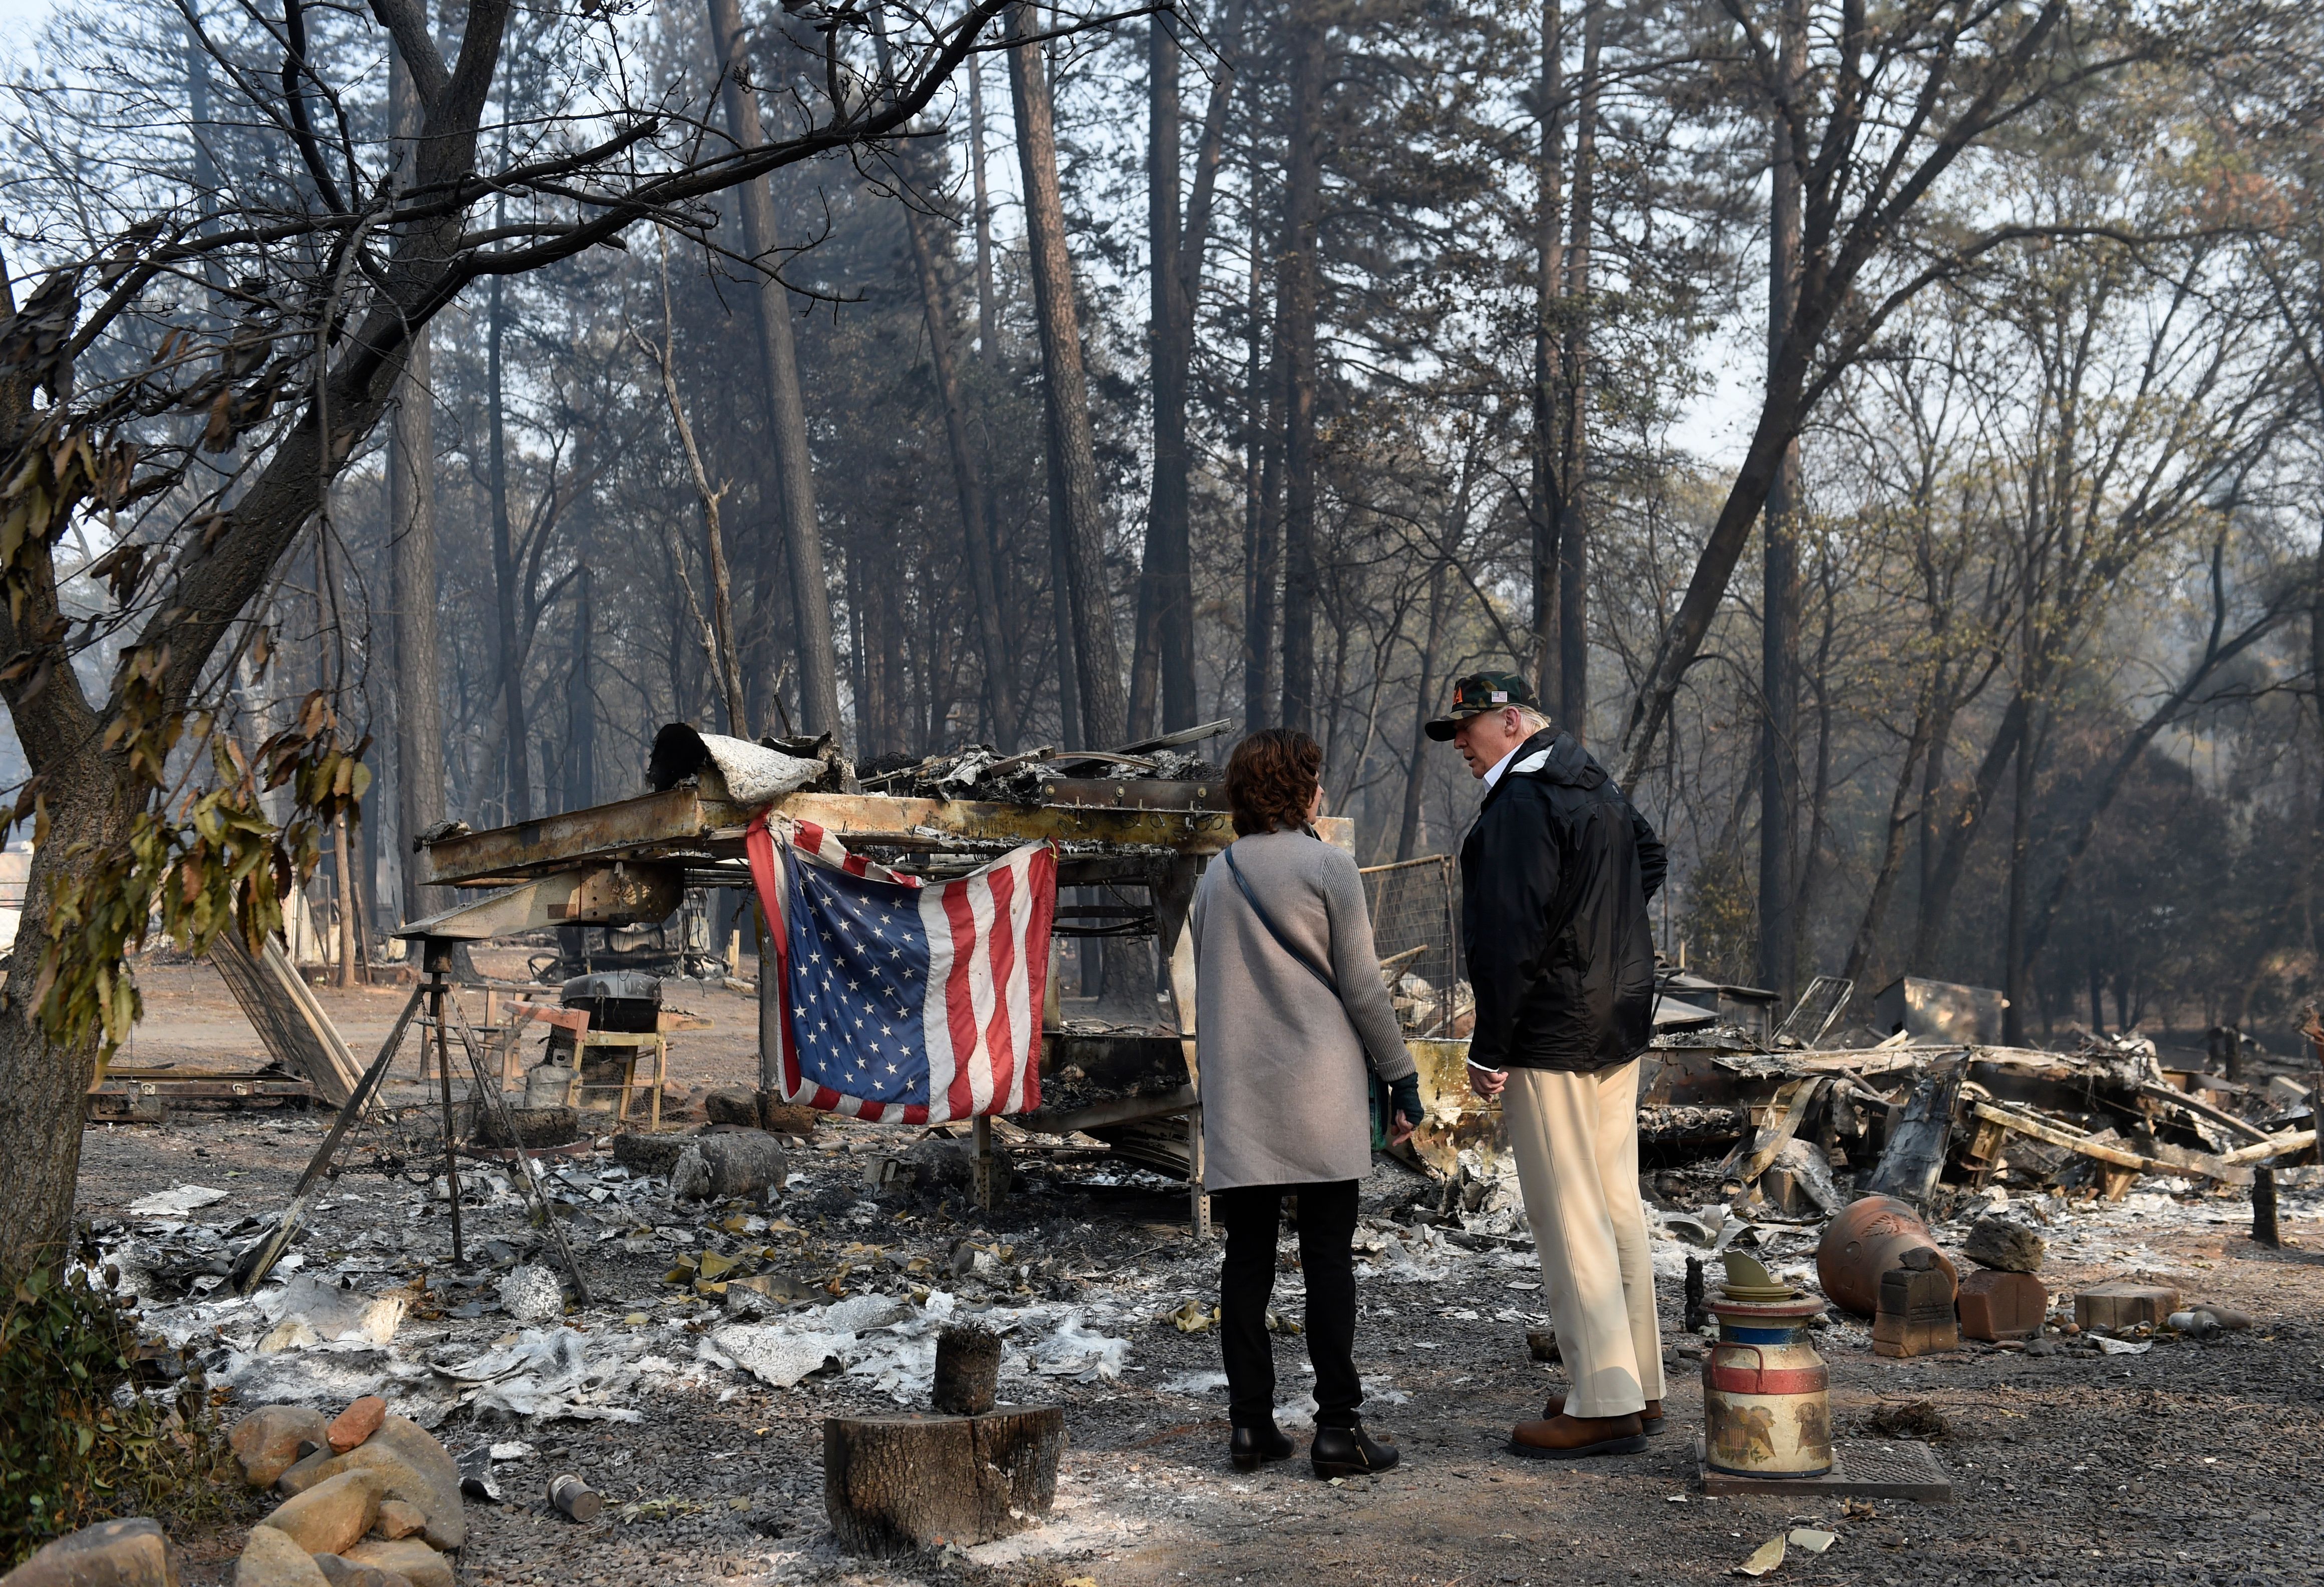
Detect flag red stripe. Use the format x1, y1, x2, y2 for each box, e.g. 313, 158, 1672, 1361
941, 879, 983, 1120
744, 815, 807, 1104
978, 864, 1019, 1114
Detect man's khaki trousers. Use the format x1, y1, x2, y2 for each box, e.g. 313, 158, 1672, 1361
1503, 1060, 1665, 1418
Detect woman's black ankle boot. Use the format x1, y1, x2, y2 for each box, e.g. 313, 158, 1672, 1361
1309, 1421, 1399, 1478
1230, 1422, 1296, 1470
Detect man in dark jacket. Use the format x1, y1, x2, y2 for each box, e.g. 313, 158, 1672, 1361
1429, 672, 1667, 1460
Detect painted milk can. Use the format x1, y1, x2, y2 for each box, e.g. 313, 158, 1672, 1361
1701, 1254, 1833, 1478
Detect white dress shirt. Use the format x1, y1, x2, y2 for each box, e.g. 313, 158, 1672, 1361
1481, 741, 1526, 791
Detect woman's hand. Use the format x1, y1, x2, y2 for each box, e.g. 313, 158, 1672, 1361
1385, 1074, 1424, 1147
1467, 1061, 1507, 1101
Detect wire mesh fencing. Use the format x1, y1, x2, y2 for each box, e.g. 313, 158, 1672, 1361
1360, 855, 1460, 1035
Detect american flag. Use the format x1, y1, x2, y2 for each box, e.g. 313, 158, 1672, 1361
744, 814, 1055, 1123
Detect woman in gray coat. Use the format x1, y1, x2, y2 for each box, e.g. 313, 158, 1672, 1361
1191, 727, 1423, 1478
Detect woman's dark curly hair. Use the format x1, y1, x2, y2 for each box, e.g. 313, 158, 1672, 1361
1225, 728, 1323, 836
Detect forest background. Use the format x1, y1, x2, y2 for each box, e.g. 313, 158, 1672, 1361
2, 0, 2321, 1097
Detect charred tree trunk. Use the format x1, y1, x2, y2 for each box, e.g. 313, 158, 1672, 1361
1792, 560, 1837, 956
1276, 0, 1324, 733
2001, 701, 2036, 1045
1529, 0, 1565, 707
566, 565, 595, 811
486, 257, 531, 823
1756, 0, 1805, 1006
705, 0, 841, 740
1009, 4, 1127, 747
1842, 684, 1935, 984
388, 45, 445, 925
1397, 561, 1450, 861
892, 137, 1014, 747
1554, 3, 1600, 736
0, 750, 139, 1273
969, 56, 999, 361
1912, 690, 2027, 970
1242, 143, 1277, 736
1144, 8, 1214, 735
1047, 423, 1081, 751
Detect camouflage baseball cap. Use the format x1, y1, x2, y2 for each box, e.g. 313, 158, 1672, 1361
1423, 671, 1538, 741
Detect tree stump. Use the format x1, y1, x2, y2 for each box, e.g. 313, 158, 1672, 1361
823, 1407, 1064, 1556
933, 1325, 1001, 1415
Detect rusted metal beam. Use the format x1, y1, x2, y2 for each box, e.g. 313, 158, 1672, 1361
419, 785, 1286, 888
418, 787, 745, 888
398, 863, 686, 938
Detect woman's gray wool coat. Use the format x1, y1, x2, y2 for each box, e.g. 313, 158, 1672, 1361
1190, 829, 1418, 1192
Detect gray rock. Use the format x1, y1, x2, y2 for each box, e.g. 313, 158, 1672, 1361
1963, 1215, 2046, 1273
496, 1265, 563, 1324
612, 1131, 692, 1177
0, 1518, 179, 1587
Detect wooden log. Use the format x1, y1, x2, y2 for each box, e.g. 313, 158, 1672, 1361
2219, 1128, 2317, 1166
672, 1130, 786, 1200
823, 1407, 1064, 1556
932, 1325, 1001, 1415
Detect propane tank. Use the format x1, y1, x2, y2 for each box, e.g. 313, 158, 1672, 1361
1701, 1252, 1833, 1478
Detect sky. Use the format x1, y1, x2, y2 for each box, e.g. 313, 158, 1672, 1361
0, 0, 48, 62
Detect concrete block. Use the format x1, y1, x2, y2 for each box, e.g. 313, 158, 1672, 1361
2074, 1281, 2179, 1333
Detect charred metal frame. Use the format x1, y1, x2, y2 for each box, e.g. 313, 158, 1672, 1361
408, 780, 1353, 1238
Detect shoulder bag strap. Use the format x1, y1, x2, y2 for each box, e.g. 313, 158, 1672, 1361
1221, 843, 1341, 998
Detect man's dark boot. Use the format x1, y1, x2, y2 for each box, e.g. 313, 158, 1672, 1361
1230, 1422, 1295, 1471
1310, 1421, 1399, 1478
1541, 1394, 1665, 1434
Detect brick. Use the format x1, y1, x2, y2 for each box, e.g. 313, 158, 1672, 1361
327, 1397, 386, 1454
1873, 1264, 1959, 1357
1956, 1269, 2045, 1341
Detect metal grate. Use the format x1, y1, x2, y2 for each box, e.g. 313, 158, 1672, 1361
1695, 1434, 1955, 1502
1360, 855, 1459, 1030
